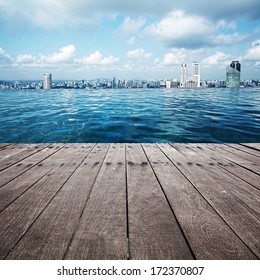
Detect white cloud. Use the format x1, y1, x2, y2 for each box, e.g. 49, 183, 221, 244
156, 49, 186, 65
141, 10, 251, 49
16, 54, 34, 63
2, 46, 120, 71
115, 17, 146, 36
244, 40, 260, 60
201, 52, 231, 67
79, 51, 119, 65
6, 45, 76, 69
40, 45, 76, 63
1, 1, 259, 30
212, 33, 248, 46
0, 47, 11, 62
143, 11, 215, 48
127, 48, 152, 59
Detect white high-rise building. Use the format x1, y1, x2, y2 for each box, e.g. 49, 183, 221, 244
43, 73, 52, 89
180, 64, 188, 87
192, 62, 200, 87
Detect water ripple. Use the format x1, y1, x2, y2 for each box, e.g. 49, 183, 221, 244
0, 88, 259, 143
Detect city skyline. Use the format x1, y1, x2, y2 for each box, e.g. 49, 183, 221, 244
0, 0, 260, 80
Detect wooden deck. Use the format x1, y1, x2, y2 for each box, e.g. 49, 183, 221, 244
0, 143, 259, 260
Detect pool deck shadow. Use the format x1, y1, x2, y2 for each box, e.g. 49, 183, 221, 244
0, 143, 259, 260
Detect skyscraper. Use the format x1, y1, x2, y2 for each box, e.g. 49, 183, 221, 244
43, 73, 52, 89
192, 62, 200, 87
180, 64, 188, 87
226, 61, 241, 88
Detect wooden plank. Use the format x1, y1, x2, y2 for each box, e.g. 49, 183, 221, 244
65, 144, 128, 260
226, 144, 260, 158
0, 144, 50, 171
126, 144, 193, 260
0, 144, 94, 259
0, 144, 64, 188
0, 144, 74, 212
6, 144, 109, 260
159, 144, 259, 259
242, 143, 260, 151
183, 143, 260, 190
0, 144, 15, 151
0, 144, 29, 162
206, 144, 260, 174
146, 144, 257, 259
171, 144, 260, 220
0, 144, 10, 148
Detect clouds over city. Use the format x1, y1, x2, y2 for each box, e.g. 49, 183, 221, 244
0, 0, 259, 79
1, 0, 259, 28
0, 45, 120, 70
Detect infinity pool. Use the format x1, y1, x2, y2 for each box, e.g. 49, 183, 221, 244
0, 88, 259, 143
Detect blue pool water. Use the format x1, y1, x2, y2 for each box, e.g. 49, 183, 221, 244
0, 88, 259, 143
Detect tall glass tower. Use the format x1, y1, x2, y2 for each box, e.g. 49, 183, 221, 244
226, 61, 241, 88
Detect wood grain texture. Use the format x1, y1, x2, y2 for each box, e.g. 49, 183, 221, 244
185, 143, 260, 190
0, 144, 13, 150
161, 144, 259, 259
126, 144, 193, 259
242, 143, 260, 151
206, 144, 260, 174
226, 144, 260, 158
0, 145, 67, 212
0, 144, 50, 171
0, 144, 64, 188
6, 145, 111, 260
144, 144, 257, 259
0, 143, 259, 260
65, 144, 128, 260
0, 144, 94, 259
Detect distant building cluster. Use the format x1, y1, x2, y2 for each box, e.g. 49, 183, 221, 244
1, 60, 260, 90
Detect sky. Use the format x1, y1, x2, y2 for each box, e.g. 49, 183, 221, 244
0, 0, 260, 81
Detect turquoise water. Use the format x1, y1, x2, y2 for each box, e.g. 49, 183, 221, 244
0, 88, 259, 143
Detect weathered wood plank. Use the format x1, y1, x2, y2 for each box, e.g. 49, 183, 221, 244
0, 144, 94, 259
171, 144, 260, 219
145, 144, 257, 259
0, 144, 64, 188
206, 144, 260, 174
238, 144, 260, 155
242, 143, 260, 151
0, 143, 259, 260
0, 144, 16, 152
226, 144, 260, 159
0, 144, 12, 149
0, 144, 28, 160
160, 144, 259, 259
65, 144, 128, 260
185, 144, 260, 190
0, 144, 75, 213
126, 144, 193, 259
0, 144, 50, 171
5, 144, 110, 260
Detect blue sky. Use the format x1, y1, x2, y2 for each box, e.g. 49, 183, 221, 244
0, 0, 260, 80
